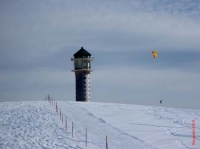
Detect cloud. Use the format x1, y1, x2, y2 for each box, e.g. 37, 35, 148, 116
93, 65, 200, 92
92, 66, 200, 109
1, 0, 200, 54
0, 67, 74, 101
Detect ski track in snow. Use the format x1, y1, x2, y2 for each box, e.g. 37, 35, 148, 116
68, 102, 200, 149
0, 101, 199, 149
59, 101, 154, 149
0, 101, 82, 149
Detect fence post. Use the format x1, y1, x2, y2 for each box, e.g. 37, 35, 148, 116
86, 127, 87, 147
56, 102, 58, 115
72, 122, 74, 138
65, 118, 67, 131
60, 109, 61, 120
106, 135, 108, 149
48, 95, 50, 104
62, 114, 63, 124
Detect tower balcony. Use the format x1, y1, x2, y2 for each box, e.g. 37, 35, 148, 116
71, 57, 94, 61
71, 68, 93, 72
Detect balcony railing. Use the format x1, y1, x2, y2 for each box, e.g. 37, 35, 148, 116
71, 57, 94, 61
71, 68, 93, 72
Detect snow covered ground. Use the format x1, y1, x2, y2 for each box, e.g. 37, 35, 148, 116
0, 100, 199, 149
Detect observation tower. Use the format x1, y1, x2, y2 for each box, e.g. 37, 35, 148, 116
71, 47, 94, 102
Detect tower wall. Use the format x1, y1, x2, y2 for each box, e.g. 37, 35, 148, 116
75, 71, 90, 101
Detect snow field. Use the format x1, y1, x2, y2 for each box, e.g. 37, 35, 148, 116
69, 102, 200, 149
55, 101, 153, 149
0, 100, 199, 149
0, 101, 88, 149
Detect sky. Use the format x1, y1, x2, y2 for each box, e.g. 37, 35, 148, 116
0, 0, 200, 110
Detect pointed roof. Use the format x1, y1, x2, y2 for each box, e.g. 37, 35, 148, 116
74, 47, 91, 58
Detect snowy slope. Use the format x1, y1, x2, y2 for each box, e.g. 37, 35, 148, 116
0, 101, 199, 149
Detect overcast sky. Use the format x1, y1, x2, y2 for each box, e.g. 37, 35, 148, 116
0, 0, 200, 110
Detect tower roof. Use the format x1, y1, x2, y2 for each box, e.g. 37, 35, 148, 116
74, 47, 91, 58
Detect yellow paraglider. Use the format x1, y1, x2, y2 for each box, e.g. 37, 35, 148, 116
152, 50, 158, 58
